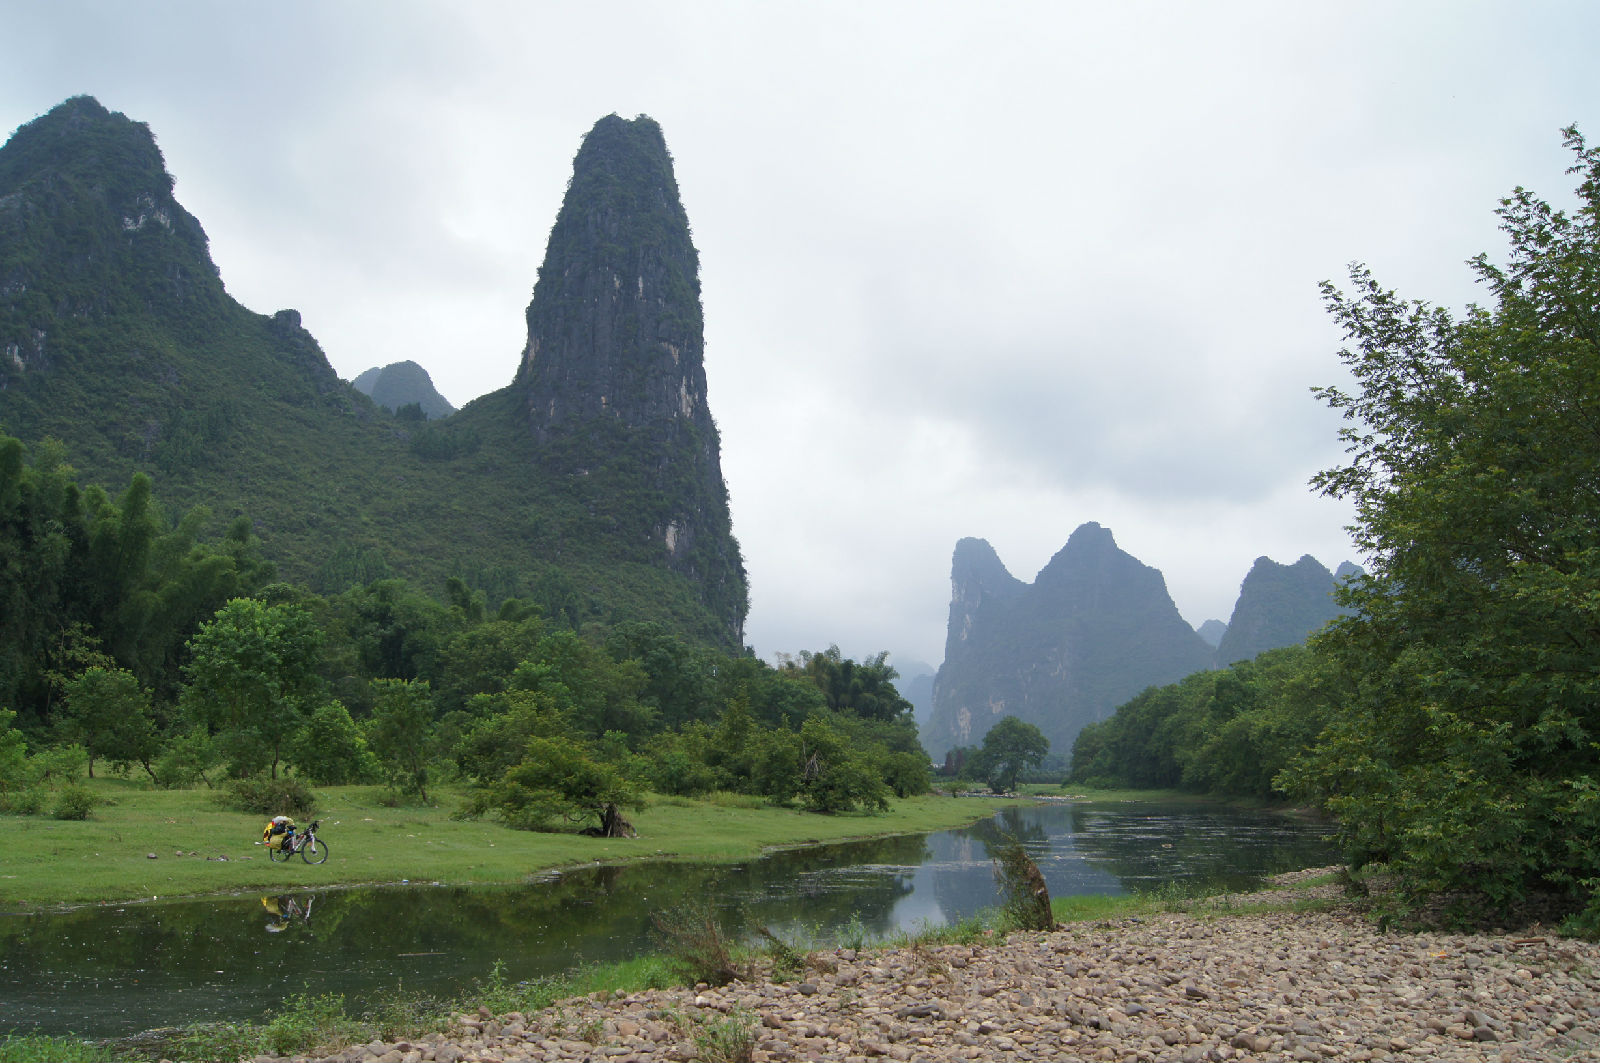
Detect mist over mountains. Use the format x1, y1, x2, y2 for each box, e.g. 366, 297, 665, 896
924, 524, 1355, 760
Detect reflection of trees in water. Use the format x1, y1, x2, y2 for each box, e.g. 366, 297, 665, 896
1064, 804, 1336, 888
708, 834, 929, 942
0, 889, 343, 985
962, 807, 1049, 856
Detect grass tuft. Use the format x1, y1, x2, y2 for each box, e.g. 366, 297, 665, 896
0, 1034, 127, 1062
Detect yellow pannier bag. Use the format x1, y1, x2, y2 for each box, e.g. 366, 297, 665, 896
263, 816, 294, 849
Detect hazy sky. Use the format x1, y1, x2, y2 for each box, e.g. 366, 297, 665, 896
4, 2, 1597, 671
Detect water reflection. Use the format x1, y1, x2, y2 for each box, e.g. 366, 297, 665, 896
0, 801, 1334, 1037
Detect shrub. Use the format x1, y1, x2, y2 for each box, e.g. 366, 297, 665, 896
0, 788, 45, 815
29, 744, 87, 784
51, 783, 101, 820
220, 775, 318, 818
686, 1009, 758, 1063
152, 728, 219, 789
260, 991, 364, 1057
651, 901, 746, 987
993, 838, 1054, 931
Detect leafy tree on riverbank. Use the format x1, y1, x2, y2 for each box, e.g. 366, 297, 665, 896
965, 715, 1050, 794
1068, 645, 1339, 798
366, 678, 437, 800
1288, 128, 1600, 926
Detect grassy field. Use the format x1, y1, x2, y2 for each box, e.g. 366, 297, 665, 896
0, 779, 1026, 910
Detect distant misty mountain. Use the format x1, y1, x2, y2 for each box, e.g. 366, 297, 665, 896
1214, 554, 1358, 665
351, 360, 455, 420
891, 657, 937, 730
924, 524, 1216, 761
1195, 618, 1227, 648
923, 525, 1363, 762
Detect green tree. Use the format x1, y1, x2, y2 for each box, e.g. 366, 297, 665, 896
1289, 128, 1600, 922
797, 716, 889, 813
510, 630, 653, 740
970, 716, 1049, 794
431, 614, 546, 714
605, 621, 716, 731
471, 733, 642, 836
289, 701, 379, 785
366, 678, 436, 800
0, 709, 29, 799
879, 749, 931, 798
781, 646, 914, 723
180, 598, 324, 778
60, 666, 159, 779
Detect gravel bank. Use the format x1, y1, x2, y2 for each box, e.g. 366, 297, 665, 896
251, 875, 1600, 1063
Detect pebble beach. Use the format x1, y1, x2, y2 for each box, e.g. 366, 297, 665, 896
248, 871, 1600, 1063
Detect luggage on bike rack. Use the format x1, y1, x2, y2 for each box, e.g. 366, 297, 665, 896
262, 815, 295, 850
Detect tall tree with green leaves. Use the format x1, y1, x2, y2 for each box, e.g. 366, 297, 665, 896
60, 666, 159, 779
1289, 128, 1600, 923
366, 678, 437, 800
968, 715, 1049, 794
180, 597, 324, 778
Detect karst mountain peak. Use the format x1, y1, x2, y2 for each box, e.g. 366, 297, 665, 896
0, 99, 747, 647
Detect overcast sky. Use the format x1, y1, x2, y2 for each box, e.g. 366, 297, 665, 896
4, 1, 1597, 672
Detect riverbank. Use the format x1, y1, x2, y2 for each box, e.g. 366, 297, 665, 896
240, 872, 1600, 1063
1, 781, 1032, 910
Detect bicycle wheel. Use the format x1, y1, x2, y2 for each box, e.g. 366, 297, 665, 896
268, 842, 291, 862
300, 837, 329, 865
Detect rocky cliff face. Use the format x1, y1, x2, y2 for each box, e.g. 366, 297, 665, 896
352, 360, 455, 419
0, 97, 229, 384
1214, 554, 1352, 665
512, 114, 746, 641
926, 524, 1216, 761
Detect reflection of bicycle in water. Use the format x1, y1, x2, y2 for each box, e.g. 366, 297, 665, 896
268, 819, 328, 864
262, 894, 315, 934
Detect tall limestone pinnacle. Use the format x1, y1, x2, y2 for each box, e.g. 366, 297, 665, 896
514, 115, 746, 641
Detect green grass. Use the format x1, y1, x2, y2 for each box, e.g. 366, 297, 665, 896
0, 779, 1023, 910
0, 1034, 128, 1062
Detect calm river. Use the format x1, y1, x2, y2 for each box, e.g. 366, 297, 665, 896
0, 800, 1336, 1038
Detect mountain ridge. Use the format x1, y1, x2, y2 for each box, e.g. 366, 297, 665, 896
0, 97, 747, 647
926, 526, 1358, 762
927, 523, 1216, 760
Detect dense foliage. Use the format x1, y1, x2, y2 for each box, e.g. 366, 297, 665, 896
0, 434, 275, 726
1068, 645, 1339, 798
0, 439, 929, 826
1284, 129, 1600, 925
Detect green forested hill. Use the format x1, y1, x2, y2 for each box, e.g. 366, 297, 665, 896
0, 97, 745, 648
